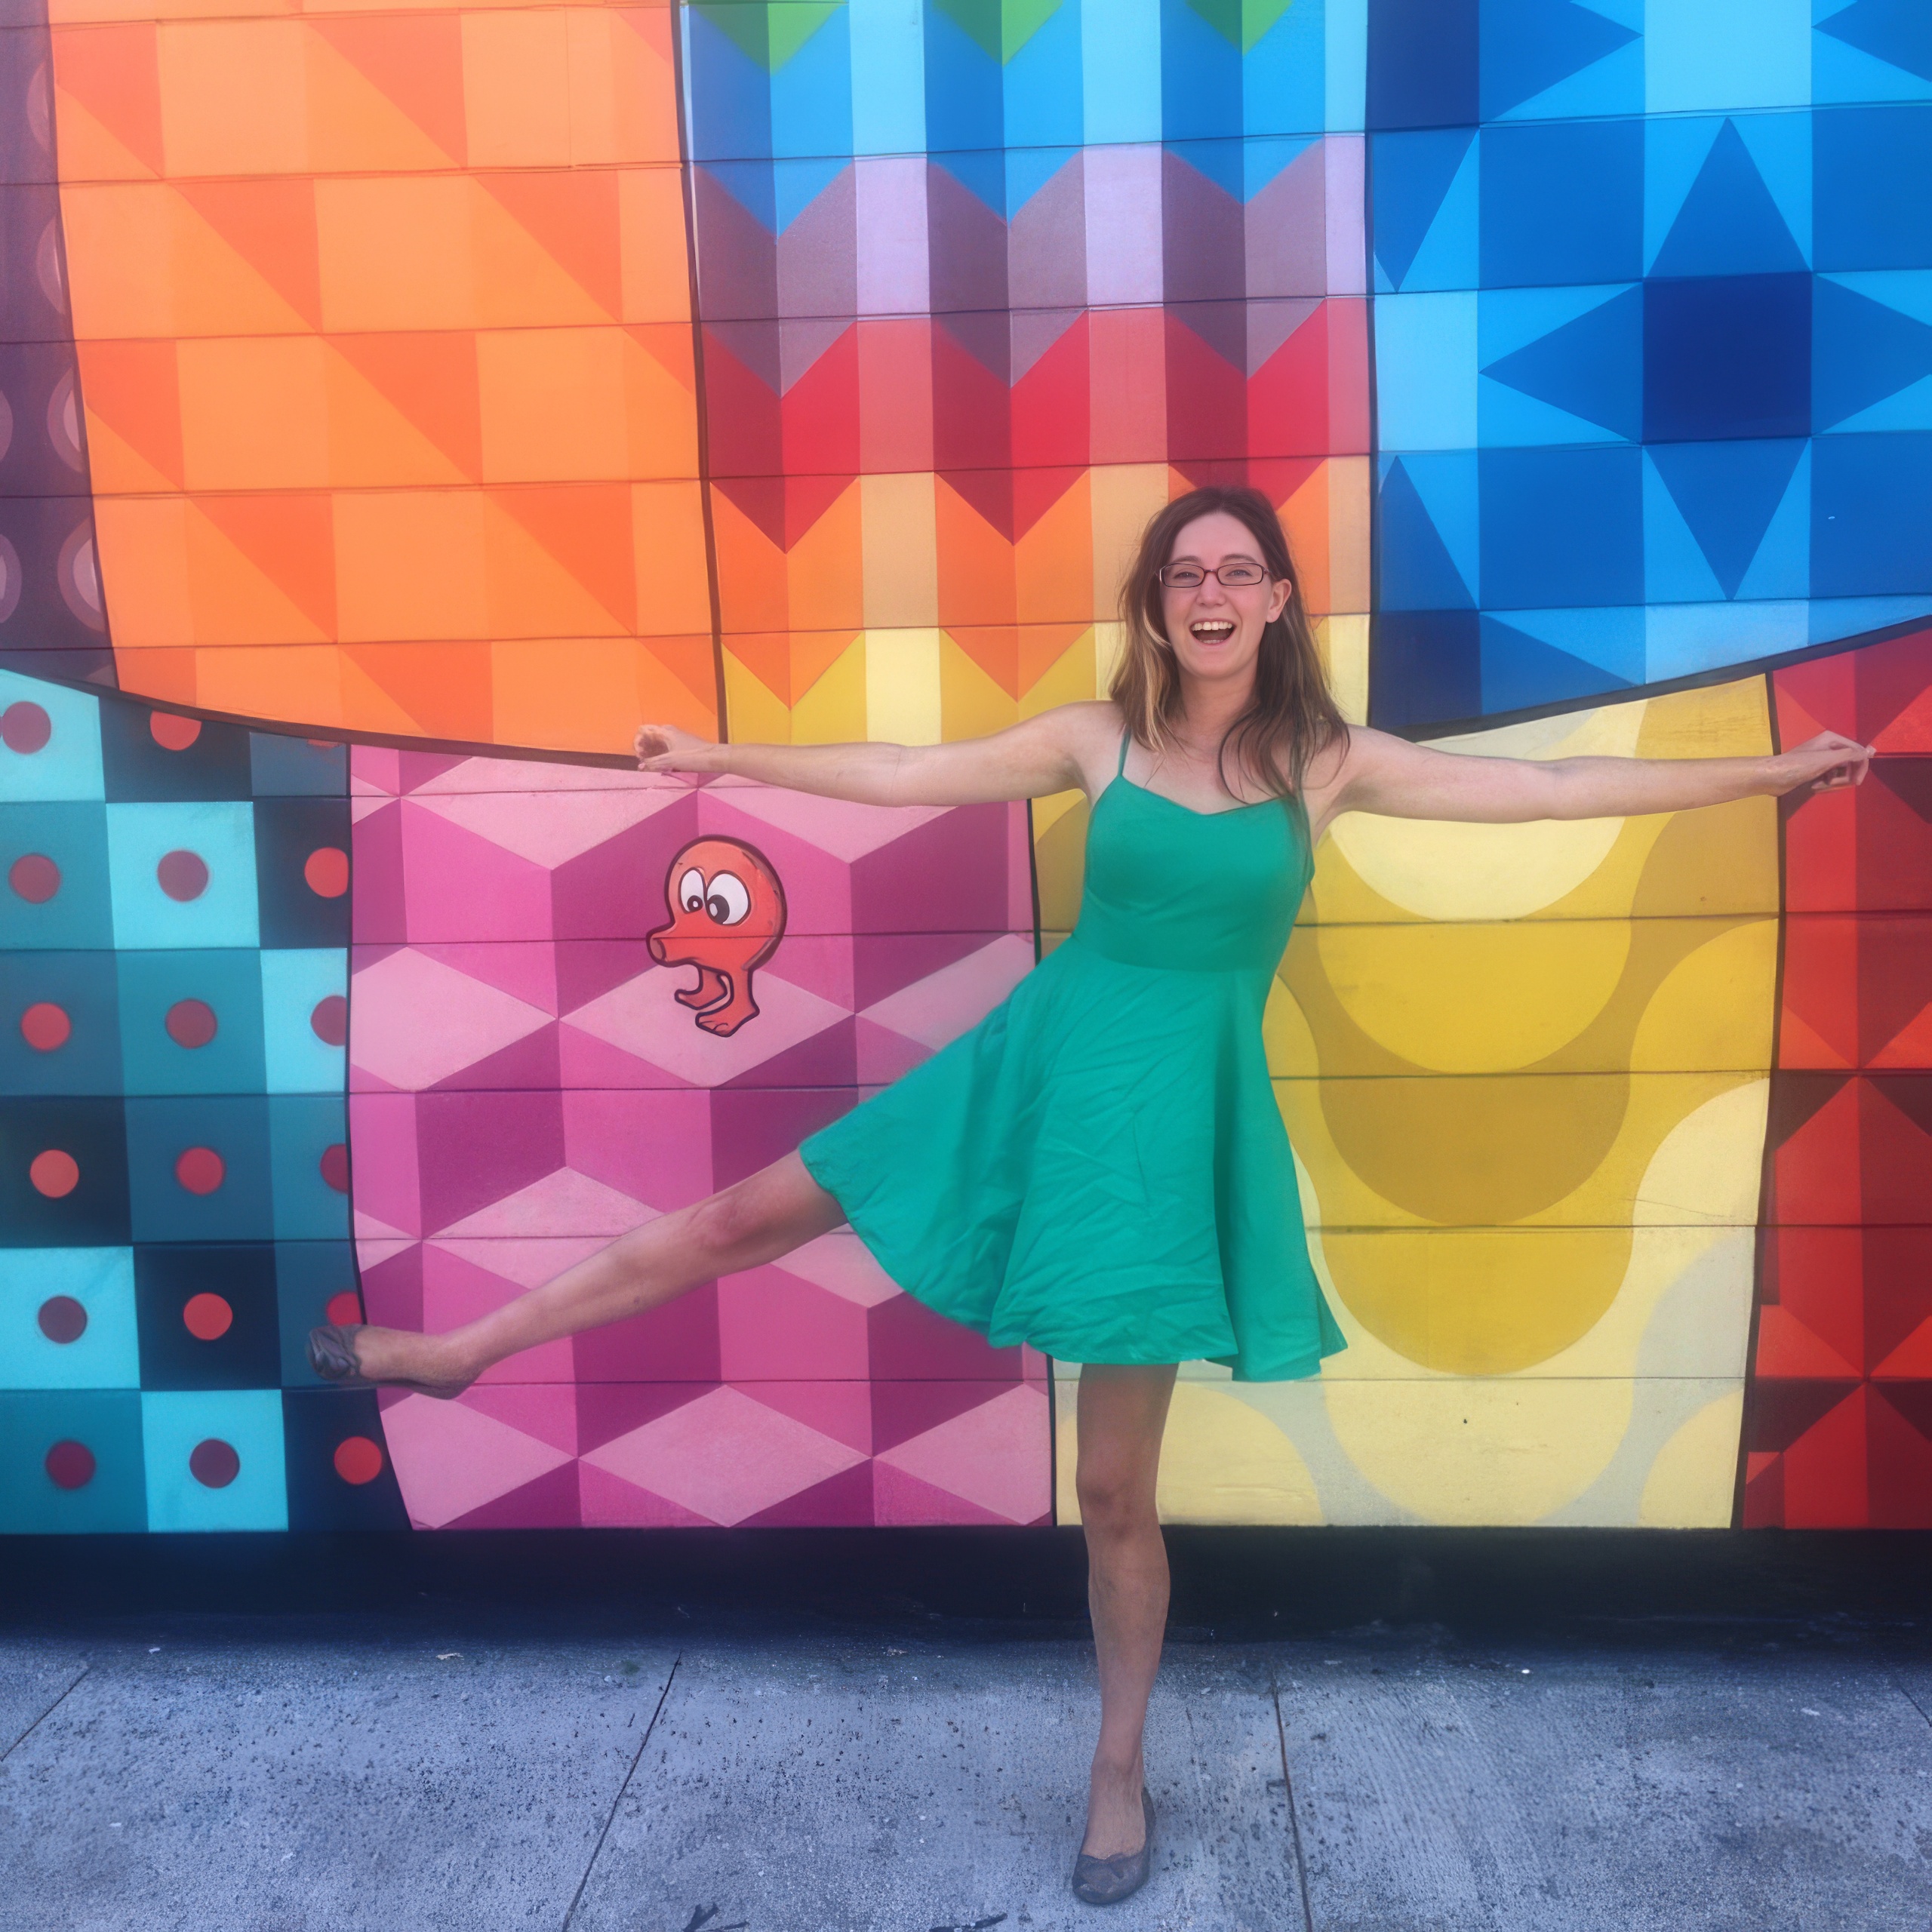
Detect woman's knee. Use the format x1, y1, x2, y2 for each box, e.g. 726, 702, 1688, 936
1076, 1457, 1158, 1535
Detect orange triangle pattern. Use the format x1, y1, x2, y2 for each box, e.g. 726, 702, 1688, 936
331, 333, 483, 482
177, 179, 323, 332
309, 13, 467, 165
51, 22, 162, 178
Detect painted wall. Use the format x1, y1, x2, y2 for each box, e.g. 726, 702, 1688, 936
0, 0, 1927, 1531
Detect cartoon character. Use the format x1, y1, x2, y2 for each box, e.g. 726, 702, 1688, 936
647, 837, 787, 1036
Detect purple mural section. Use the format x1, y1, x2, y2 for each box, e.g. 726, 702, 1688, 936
345, 752, 1051, 1530
0, 3, 111, 681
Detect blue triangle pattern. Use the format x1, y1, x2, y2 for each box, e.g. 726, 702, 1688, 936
1817, 0, 1932, 84
1379, 460, 1477, 611
1649, 439, 1807, 598
1814, 278, 1932, 429
1480, 620, 1632, 713
1481, 286, 1642, 440
1372, 130, 1475, 291
1649, 121, 1807, 278
1478, 0, 1640, 120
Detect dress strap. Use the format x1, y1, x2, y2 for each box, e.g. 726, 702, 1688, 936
1116, 730, 1131, 779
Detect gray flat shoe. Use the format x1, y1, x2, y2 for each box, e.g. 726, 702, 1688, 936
1072, 1787, 1155, 1906
306, 1321, 471, 1401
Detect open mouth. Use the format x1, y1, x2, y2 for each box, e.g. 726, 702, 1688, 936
1189, 620, 1236, 642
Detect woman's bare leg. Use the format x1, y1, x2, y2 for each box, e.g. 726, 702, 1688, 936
1075, 1361, 1178, 1859
344, 1152, 844, 1386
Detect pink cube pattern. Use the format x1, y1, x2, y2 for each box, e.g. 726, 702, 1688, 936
346, 750, 1051, 1529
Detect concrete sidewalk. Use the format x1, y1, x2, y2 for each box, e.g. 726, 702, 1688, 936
2, 1612, 1928, 1932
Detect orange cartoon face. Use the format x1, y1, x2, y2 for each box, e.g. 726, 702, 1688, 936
647, 837, 788, 1036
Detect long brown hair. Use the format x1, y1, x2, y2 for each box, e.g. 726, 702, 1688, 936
1110, 485, 1347, 798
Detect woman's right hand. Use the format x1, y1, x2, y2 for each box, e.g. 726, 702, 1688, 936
635, 722, 728, 773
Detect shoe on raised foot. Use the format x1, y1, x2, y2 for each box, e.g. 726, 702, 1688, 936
306, 1321, 472, 1401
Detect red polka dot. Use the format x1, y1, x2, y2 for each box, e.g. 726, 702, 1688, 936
1, 701, 51, 754
156, 850, 209, 902
319, 1143, 350, 1193
174, 1146, 225, 1195
183, 1291, 232, 1341
333, 1436, 385, 1486
165, 998, 217, 1049
189, 1438, 239, 1488
29, 1149, 78, 1198
45, 1440, 95, 1491
149, 712, 202, 751
309, 994, 349, 1047
325, 1290, 362, 1326
20, 1001, 69, 1051
37, 1295, 87, 1343
9, 854, 60, 904
303, 847, 349, 898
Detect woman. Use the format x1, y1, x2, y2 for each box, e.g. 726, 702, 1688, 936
311, 485, 1870, 1906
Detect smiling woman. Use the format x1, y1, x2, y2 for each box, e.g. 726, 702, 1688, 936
309, 485, 1872, 1904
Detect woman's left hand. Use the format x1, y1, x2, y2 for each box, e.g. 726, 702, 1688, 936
1767, 731, 1876, 798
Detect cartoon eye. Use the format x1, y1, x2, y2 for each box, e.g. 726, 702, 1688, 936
678, 866, 705, 913
705, 872, 750, 925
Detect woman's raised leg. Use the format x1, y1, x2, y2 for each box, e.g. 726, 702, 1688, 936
1074, 1360, 1178, 1861
337, 1152, 844, 1389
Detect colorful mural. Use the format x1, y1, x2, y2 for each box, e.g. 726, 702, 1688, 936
2, 1, 1930, 1532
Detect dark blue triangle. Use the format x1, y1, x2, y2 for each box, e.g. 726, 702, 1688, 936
1479, 0, 1639, 119
1818, 0, 1932, 83
1651, 120, 1807, 278
1480, 619, 1631, 715
1379, 459, 1475, 610
1372, 128, 1474, 289
1649, 438, 1805, 598
1481, 285, 1642, 439
1815, 277, 1932, 429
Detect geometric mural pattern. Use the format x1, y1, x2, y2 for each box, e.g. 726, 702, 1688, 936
683, 0, 1373, 755
0, 666, 405, 1532
1058, 674, 1785, 1529
1367, 0, 1932, 731
3, 2, 1930, 1533
347, 749, 1050, 1528
50, 0, 712, 752
1744, 620, 1932, 1526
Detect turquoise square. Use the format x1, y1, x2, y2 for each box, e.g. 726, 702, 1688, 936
0, 1389, 146, 1531
0, 1248, 140, 1390
140, 1388, 288, 1531
106, 801, 260, 950
0, 801, 113, 949
269, 1094, 351, 1238
115, 949, 268, 1096
260, 949, 348, 1094
125, 1094, 274, 1241
0, 671, 104, 802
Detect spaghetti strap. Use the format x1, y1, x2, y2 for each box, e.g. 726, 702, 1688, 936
1116, 729, 1131, 779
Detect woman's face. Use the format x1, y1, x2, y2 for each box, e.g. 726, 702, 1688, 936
1158, 511, 1292, 690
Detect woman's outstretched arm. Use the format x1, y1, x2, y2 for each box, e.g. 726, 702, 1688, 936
1318, 724, 1875, 829
633, 703, 1117, 808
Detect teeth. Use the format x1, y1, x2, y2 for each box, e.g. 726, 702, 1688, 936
1192, 623, 1234, 638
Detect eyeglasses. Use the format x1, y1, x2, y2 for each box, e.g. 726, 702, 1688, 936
1158, 561, 1271, 589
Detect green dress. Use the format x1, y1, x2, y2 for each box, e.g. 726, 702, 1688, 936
798, 734, 1346, 1381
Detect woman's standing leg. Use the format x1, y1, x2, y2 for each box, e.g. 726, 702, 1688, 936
338, 1152, 844, 1388
1075, 1361, 1179, 1859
